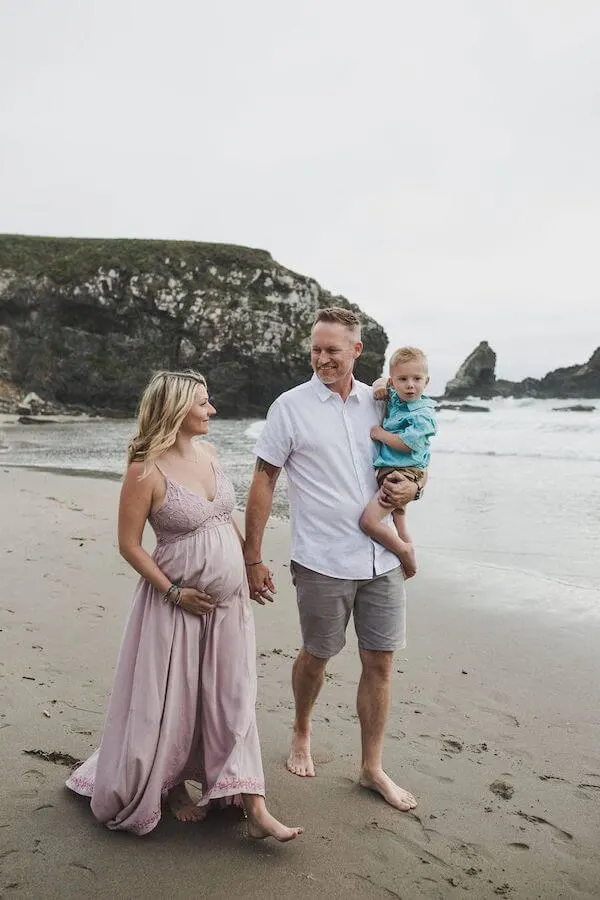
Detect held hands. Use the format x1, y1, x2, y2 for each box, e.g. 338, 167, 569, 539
177, 587, 216, 616
245, 561, 276, 605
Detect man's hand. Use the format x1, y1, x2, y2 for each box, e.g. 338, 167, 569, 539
245, 561, 276, 605
379, 471, 418, 509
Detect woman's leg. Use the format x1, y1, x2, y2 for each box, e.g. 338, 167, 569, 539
242, 793, 303, 842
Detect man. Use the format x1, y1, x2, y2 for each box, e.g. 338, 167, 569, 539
244, 307, 421, 812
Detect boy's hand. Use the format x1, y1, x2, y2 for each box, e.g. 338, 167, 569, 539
372, 377, 388, 400
370, 425, 387, 441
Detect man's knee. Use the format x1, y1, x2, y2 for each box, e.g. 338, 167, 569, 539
297, 647, 329, 676
359, 649, 394, 681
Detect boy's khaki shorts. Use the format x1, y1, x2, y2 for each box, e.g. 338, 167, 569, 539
375, 465, 425, 489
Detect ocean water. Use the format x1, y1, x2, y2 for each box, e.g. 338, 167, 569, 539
2, 397, 599, 615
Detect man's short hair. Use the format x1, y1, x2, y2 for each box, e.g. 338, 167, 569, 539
313, 307, 361, 338
389, 346, 429, 372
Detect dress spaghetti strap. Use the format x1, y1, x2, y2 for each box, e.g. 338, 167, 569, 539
154, 461, 169, 488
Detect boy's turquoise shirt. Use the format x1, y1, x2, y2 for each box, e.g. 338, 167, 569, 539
373, 390, 437, 470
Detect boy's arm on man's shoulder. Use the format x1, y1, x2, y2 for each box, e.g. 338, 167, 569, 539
372, 376, 389, 401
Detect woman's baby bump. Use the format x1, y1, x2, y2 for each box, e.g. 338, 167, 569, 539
192, 525, 246, 604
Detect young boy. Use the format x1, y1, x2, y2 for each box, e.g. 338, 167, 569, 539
359, 346, 437, 579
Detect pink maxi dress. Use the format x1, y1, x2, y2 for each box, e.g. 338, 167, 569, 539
66, 463, 265, 835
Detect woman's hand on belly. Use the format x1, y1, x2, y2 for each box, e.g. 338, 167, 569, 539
177, 587, 217, 616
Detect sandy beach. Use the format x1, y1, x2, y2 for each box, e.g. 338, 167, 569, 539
1, 466, 599, 900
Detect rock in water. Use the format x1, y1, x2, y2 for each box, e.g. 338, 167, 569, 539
552, 404, 596, 412
0, 235, 387, 417
437, 403, 490, 412
444, 341, 497, 399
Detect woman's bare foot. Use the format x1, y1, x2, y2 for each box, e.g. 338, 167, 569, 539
398, 543, 417, 579
167, 783, 207, 823
244, 796, 303, 842
359, 769, 417, 811
286, 731, 315, 777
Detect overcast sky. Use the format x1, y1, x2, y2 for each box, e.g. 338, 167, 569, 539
1, 0, 599, 392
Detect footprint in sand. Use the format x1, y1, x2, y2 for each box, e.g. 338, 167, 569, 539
441, 736, 464, 755
22, 769, 47, 783
489, 780, 514, 800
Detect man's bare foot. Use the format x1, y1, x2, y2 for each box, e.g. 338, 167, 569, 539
359, 769, 417, 811
167, 783, 207, 823
247, 808, 303, 842
398, 543, 417, 579
286, 731, 315, 777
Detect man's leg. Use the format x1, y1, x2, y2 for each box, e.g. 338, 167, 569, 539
353, 567, 417, 811
357, 649, 417, 811
286, 649, 328, 777
287, 562, 353, 777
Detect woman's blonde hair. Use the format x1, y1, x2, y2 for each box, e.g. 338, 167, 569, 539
127, 370, 207, 470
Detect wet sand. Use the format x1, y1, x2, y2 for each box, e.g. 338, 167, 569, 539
1, 466, 599, 899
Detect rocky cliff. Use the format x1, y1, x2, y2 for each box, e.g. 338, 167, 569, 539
444, 341, 497, 399
444, 342, 600, 399
0, 235, 387, 416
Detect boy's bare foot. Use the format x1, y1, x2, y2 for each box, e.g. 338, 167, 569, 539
359, 769, 417, 811
167, 783, 207, 823
247, 808, 303, 842
286, 731, 315, 777
398, 543, 417, 578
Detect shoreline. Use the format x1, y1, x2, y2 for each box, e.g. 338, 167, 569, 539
2, 459, 600, 616
1, 467, 600, 899
0, 462, 124, 480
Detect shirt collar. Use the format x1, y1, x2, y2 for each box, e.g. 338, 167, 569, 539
310, 373, 360, 402
390, 390, 436, 412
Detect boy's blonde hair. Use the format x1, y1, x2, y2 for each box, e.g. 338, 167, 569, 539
389, 346, 428, 372
127, 370, 207, 471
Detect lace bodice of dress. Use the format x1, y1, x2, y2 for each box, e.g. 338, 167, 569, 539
149, 466, 236, 544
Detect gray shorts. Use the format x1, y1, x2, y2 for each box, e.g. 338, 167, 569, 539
289, 561, 406, 659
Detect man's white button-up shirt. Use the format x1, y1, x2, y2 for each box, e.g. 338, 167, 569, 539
254, 374, 400, 579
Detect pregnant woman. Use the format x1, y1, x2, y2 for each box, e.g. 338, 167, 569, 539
66, 370, 301, 842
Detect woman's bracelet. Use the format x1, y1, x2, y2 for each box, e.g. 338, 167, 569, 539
244, 560, 262, 567
164, 583, 182, 605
